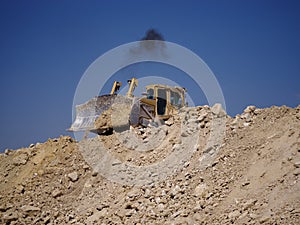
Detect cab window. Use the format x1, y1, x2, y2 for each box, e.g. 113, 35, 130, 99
157, 88, 167, 115
147, 88, 154, 99
170, 91, 182, 107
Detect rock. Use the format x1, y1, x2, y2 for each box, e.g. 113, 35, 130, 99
127, 189, 140, 198
0, 204, 7, 212
242, 180, 250, 186
204, 146, 215, 155
259, 215, 271, 223
37, 169, 44, 176
13, 153, 28, 166
293, 161, 300, 168
29, 143, 35, 148
65, 213, 75, 222
241, 113, 252, 122
254, 108, 260, 115
244, 105, 256, 113
173, 144, 181, 151
63, 136, 73, 143
165, 117, 174, 126
181, 131, 189, 137
170, 185, 181, 197
293, 168, 300, 176
67, 172, 79, 182
228, 210, 241, 219
243, 122, 250, 127
91, 170, 98, 176
3, 212, 18, 223
144, 189, 151, 198
4, 149, 12, 155
125, 209, 136, 217
197, 114, 207, 122
243, 199, 257, 210
15, 185, 25, 194
154, 196, 161, 204
0, 203, 14, 212
157, 203, 165, 212
83, 164, 90, 170
87, 209, 108, 223
194, 183, 208, 197
230, 118, 239, 129
239, 211, 248, 220
21, 205, 40, 212
43, 216, 51, 224
52, 189, 63, 198
211, 103, 226, 118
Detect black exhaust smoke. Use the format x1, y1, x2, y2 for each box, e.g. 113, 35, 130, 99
141, 29, 164, 41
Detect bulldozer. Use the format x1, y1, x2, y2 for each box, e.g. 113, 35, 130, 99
69, 78, 186, 134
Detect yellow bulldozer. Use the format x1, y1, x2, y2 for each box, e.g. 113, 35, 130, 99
69, 78, 186, 134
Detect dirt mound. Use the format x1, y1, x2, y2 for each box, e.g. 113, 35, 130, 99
0, 105, 299, 224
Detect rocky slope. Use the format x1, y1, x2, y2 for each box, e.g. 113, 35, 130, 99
0, 105, 299, 225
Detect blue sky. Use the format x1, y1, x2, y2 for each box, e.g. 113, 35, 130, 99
0, 0, 299, 151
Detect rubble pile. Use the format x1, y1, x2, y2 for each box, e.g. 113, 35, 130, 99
0, 105, 299, 224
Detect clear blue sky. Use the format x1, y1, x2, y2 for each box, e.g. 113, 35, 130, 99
0, 0, 299, 151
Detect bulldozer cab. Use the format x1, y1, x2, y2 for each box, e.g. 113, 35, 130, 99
144, 84, 186, 119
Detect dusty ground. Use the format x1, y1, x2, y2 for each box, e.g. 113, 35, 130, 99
0, 104, 299, 225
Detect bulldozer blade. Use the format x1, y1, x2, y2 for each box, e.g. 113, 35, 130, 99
69, 94, 133, 133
